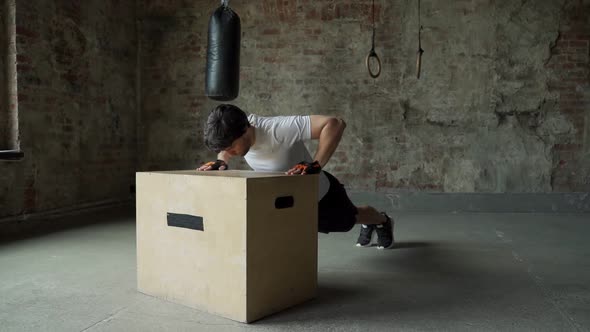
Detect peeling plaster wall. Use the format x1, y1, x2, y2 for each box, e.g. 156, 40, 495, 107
139, 0, 589, 193
0, 1, 137, 218
2, 0, 588, 221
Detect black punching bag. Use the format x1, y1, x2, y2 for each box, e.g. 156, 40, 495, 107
205, 1, 240, 101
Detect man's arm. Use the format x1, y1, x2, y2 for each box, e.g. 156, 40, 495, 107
197, 151, 231, 171
310, 115, 346, 168
217, 151, 231, 164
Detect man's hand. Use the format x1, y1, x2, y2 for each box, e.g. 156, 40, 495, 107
197, 159, 228, 171
286, 161, 322, 175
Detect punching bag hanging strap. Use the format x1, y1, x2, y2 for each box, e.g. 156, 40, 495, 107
205, 0, 241, 101
366, 0, 381, 78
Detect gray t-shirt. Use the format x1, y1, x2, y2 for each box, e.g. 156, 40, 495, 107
244, 114, 330, 200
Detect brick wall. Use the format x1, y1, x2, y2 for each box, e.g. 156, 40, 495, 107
2, 0, 588, 220
138, 0, 589, 193
546, 0, 590, 191
0, 0, 6, 148
0, 0, 137, 218
137, 10, 209, 171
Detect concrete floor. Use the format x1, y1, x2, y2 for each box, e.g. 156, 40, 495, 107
1, 207, 589, 331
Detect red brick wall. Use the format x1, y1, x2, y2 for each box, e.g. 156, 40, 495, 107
0, 1, 6, 147
546, 0, 590, 192
0, 0, 138, 218
2, 1, 588, 220
138, 0, 589, 193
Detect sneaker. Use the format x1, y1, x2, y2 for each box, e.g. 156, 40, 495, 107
375, 212, 394, 249
355, 224, 375, 247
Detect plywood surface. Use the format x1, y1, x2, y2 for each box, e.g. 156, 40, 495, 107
136, 171, 319, 323
151, 170, 290, 178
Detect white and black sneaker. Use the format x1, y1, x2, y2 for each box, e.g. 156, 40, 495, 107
355, 224, 375, 247
375, 212, 395, 249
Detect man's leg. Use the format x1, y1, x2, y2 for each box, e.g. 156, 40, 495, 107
356, 205, 387, 224
318, 171, 395, 248
355, 205, 395, 249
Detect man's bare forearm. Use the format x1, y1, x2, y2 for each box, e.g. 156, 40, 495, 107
217, 151, 230, 162
313, 118, 346, 168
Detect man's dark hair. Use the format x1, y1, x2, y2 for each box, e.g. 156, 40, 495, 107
204, 104, 250, 153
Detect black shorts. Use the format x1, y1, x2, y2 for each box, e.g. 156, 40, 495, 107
318, 171, 358, 233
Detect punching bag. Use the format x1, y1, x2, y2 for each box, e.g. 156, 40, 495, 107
205, 1, 241, 101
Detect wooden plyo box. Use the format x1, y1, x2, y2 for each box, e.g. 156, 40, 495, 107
136, 170, 318, 323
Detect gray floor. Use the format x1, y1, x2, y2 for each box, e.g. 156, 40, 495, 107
1, 208, 589, 332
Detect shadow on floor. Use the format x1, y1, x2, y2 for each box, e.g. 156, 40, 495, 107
255, 240, 511, 324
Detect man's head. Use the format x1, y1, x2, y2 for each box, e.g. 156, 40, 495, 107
204, 104, 252, 156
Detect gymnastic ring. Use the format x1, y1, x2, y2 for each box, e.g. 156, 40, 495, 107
366, 50, 381, 78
